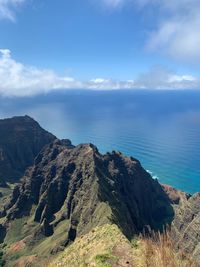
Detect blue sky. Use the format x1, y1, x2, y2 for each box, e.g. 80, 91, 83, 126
0, 0, 200, 96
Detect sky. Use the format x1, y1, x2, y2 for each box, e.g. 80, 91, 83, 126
0, 0, 200, 96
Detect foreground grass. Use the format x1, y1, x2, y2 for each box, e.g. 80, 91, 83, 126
49, 225, 197, 267
48, 224, 132, 267
133, 231, 196, 267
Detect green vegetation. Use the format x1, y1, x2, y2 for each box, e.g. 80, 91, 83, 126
95, 254, 113, 267
0, 210, 71, 266
131, 238, 139, 249
0, 249, 5, 267
50, 224, 132, 267
1, 217, 196, 267
0, 183, 16, 210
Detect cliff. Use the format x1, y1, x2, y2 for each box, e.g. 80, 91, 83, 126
0, 116, 55, 183
163, 185, 200, 265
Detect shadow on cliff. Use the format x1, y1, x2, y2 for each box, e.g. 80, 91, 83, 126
96, 151, 175, 239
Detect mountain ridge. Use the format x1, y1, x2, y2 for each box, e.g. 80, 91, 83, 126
2, 139, 173, 239
0, 116, 199, 266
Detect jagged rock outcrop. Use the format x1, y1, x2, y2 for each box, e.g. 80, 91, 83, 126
0, 116, 55, 183
3, 139, 174, 249
163, 185, 200, 265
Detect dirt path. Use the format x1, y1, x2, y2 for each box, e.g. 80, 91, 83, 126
112, 243, 134, 267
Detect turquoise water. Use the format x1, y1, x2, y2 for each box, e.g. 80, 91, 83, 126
1, 90, 200, 193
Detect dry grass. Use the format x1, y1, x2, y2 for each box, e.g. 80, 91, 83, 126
133, 230, 197, 267
48, 224, 130, 267
47, 225, 197, 267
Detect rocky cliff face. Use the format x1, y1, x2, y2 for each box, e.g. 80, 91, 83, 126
2, 139, 173, 251
0, 116, 55, 183
163, 185, 200, 265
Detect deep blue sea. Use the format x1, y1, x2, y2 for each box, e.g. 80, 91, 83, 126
1, 90, 200, 194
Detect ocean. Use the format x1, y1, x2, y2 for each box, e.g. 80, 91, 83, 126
1, 89, 200, 193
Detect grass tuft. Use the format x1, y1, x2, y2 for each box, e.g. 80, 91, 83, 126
132, 230, 197, 267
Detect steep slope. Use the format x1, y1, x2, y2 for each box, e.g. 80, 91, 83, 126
0, 139, 174, 265
163, 185, 200, 265
0, 116, 56, 183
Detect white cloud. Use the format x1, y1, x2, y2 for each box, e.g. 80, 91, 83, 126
0, 49, 199, 97
88, 78, 135, 90
0, 49, 83, 96
101, 0, 200, 63
146, 1, 200, 62
0, 0, 26, 21
135, 66, 199, 90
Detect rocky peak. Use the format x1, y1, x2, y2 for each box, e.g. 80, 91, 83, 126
0, 115, 56, 183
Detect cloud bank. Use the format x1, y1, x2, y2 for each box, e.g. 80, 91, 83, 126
0, 49, 83, 96
0, 0, 26, 21
0, 49, 199, 97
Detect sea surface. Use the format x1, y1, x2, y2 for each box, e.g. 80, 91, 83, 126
0, 89, 200, 194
